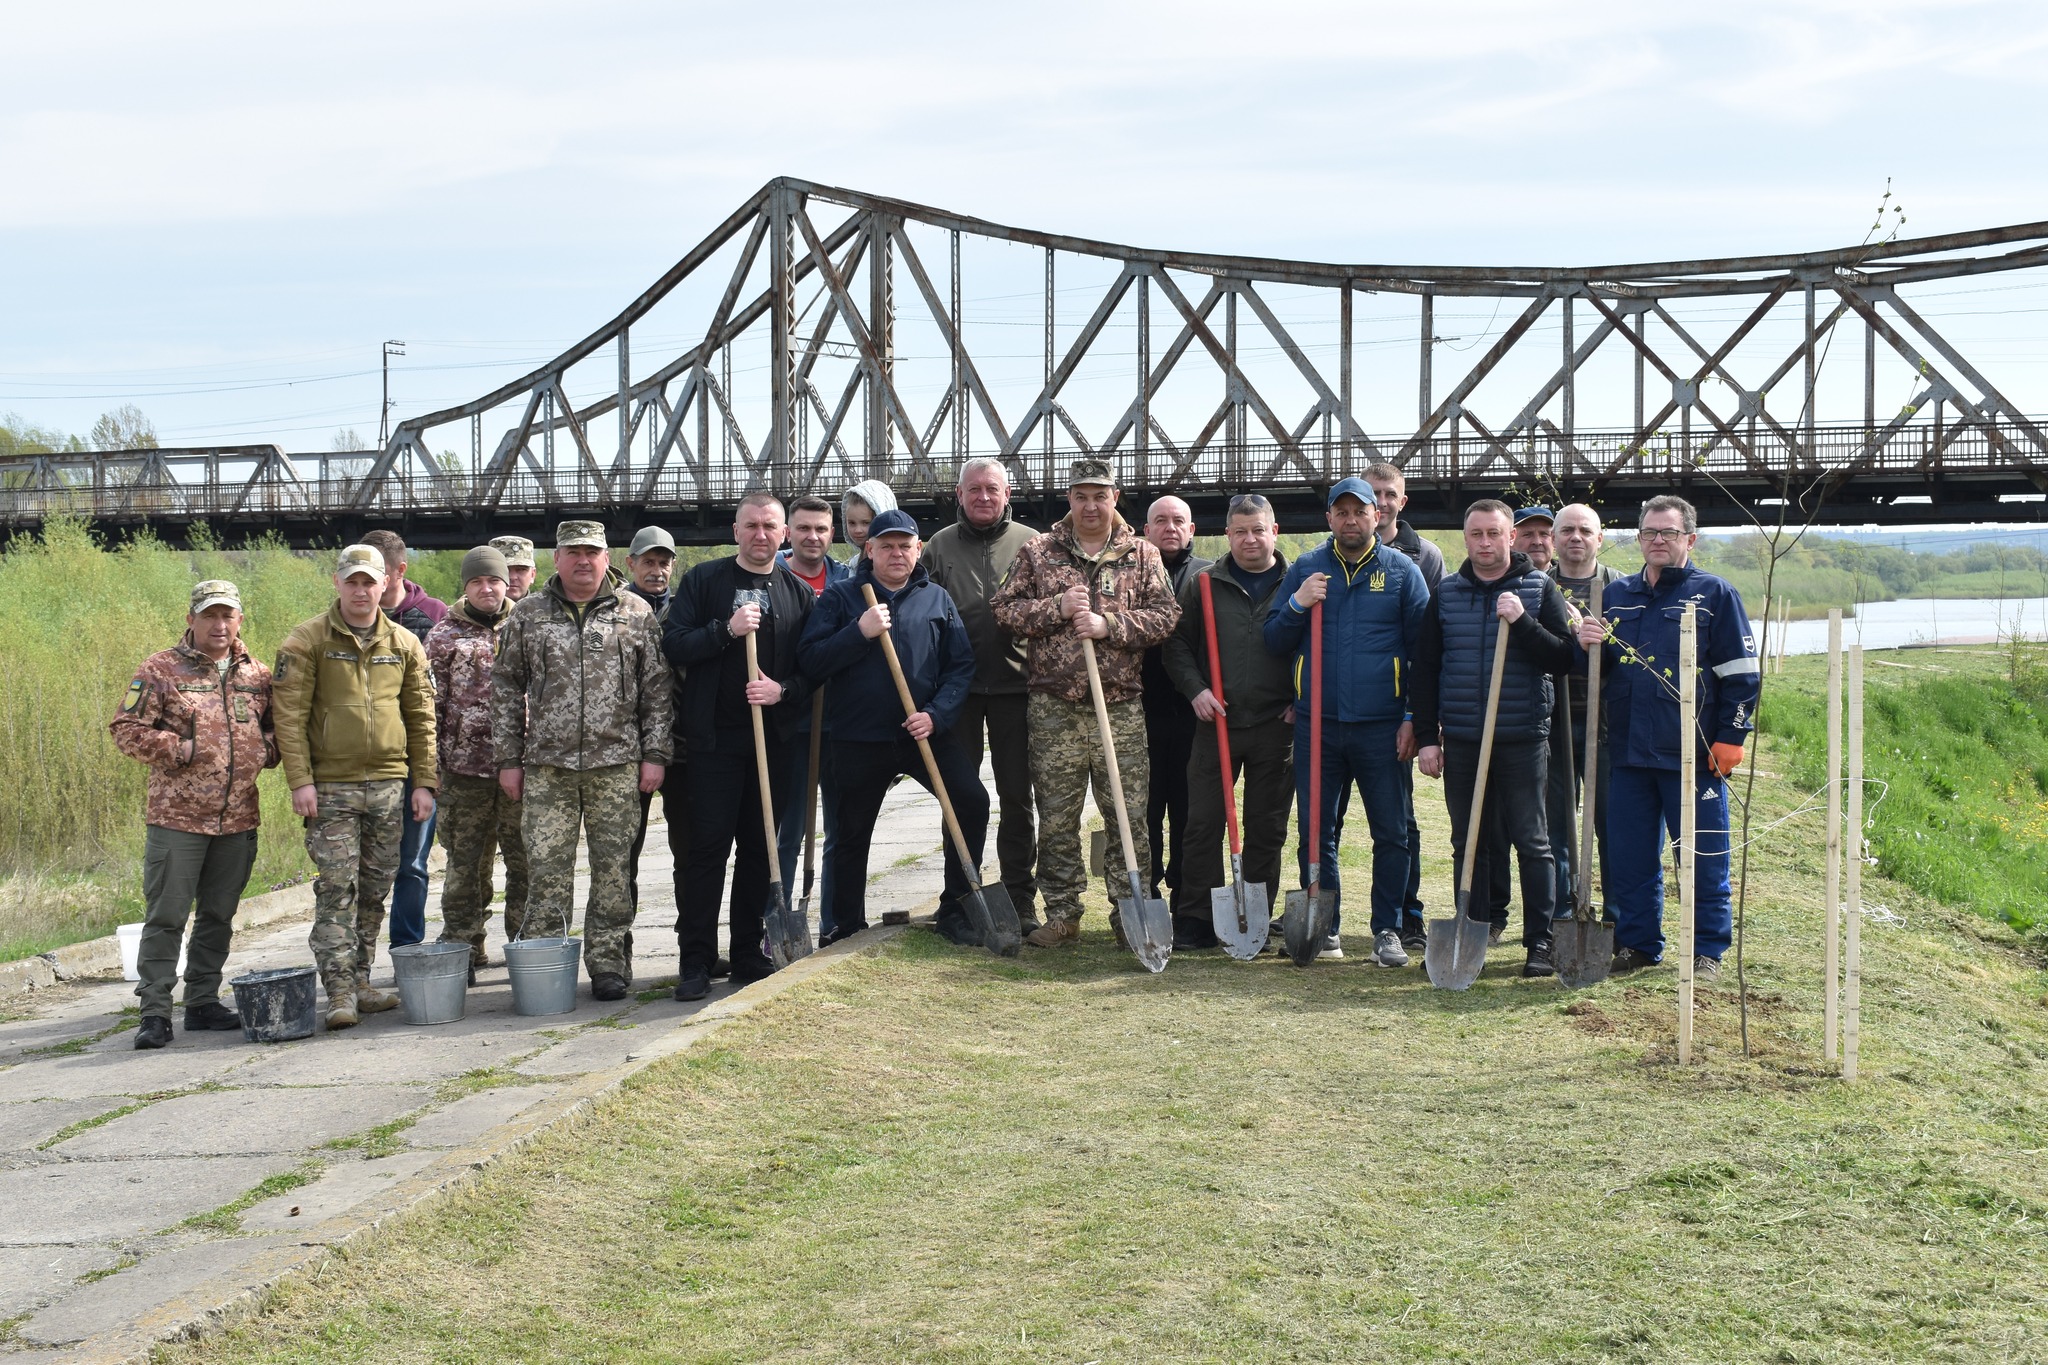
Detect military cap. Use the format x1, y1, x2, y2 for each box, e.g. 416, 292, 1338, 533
490, 535, 536, 567
189, 579, 241, 614
866, 509, 919, 540
1513, 505, 1555, 526
628, 526, 676, 557
335, 544, 387, 582
1327, 476, 1374, 509
555, 519, 608, 551
1068, 457, 1116, 489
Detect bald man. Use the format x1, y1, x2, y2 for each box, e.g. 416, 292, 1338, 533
1141, 497, 1211, 903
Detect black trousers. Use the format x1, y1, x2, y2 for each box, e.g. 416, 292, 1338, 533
1171, 715, 1293, 929
680, 736, 787, 976
830, 733, 989, 933
954, 691, 1037, 915
1145, 700, 1198, 898
1445, 737, 1555, 949
1568, 707, 1613, 917
629, 761, 690, 912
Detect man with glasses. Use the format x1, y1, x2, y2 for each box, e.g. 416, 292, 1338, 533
1572, 495, 1757, 981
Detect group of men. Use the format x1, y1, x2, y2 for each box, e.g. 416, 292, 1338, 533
112, 454, 1757, 1050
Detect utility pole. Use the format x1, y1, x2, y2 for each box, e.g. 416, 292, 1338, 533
380, 340, 406, 448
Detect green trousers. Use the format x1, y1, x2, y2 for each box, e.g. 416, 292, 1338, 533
136, 825, 259, 1019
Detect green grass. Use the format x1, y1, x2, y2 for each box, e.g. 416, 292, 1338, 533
164, 722, 2048, 1364
181, 1163, 324, 1235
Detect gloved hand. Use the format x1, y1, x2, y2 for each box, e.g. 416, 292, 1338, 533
1709, 741, 1746, 778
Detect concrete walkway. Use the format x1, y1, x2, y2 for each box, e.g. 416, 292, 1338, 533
0, 775, 969, 1363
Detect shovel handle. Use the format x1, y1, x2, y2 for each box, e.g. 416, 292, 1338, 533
744, 630, 784, 892
1457, 615, 1513, 901
861, 584, 985, 887
801, 688, 825, 893
1081, 636, 1143, 880
1577, 577, 1603, 922
1198, 574, 1243, 857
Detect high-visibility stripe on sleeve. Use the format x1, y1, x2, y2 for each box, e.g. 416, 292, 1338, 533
1713, 656, 1761, 677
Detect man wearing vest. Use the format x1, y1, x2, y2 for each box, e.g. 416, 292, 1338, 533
1164, 494, 1293, 950
1413, 500, 1577, 977
1573, 495, 1757, 981
1264, 477, 1429, 963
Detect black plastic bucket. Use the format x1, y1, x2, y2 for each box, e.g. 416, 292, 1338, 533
229, 965, 318, 1043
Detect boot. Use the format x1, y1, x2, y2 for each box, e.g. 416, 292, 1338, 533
355, 971, 400, 1014
326, 992, 359, 1030
1025, 918, 1079, 948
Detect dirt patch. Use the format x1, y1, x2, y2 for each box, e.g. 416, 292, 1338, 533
1563, 1000, 1617, 1034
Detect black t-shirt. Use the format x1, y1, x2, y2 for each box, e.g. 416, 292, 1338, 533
714, 567, 779, 731
1226, 557, 1285, 606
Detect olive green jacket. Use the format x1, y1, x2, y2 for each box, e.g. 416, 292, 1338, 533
272, 604, 438, 790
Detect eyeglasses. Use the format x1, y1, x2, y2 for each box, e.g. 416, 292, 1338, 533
1637, 527, 1689, 543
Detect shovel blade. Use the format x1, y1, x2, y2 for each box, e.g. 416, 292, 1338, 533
1280, 887, 1335, 967
1115, 894, 1173, 973
1211, 882, 1271, 961
1424, 907, 1491, 991
764, 885, 814, 970
1552, 918, 1615, 990
967, 884, 1024, 958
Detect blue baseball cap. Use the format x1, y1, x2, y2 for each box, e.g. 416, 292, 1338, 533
1513, 505, 1555, 526
1328, 476, 1375, 508
866, 509, 920, 540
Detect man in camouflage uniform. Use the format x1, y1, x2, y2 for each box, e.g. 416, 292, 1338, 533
273, 546, 438, 1029
492, 520, 672, 1002
109, 580, 280, 1049
991, 459, 1180, 945
425, 545, 527, 980
492, 535, 538, 601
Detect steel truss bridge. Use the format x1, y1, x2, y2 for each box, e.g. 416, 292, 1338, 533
6, 177, 2048, 545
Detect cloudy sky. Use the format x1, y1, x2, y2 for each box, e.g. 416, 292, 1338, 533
3, 0, 2045, 449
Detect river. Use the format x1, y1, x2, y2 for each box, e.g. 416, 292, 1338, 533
1766, 596, 2048, 655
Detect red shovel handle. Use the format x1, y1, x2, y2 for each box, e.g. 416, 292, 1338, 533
1199, 573, 1241, 856
1307, 598, 1323, 894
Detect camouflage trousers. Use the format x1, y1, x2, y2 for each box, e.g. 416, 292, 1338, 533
437, 772, 529, 966
1028, 691, 1151, 926
305, 779, 404, 999
523, 763, 639, 979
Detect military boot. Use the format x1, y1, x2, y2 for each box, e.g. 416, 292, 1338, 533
1025, 918, 1079, 948
322, 969, 358, 1030
355, 972, 400, 1014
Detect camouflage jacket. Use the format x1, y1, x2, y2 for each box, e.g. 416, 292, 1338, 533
989, 512, 1180, 704
424, 598, 512, 780
108, 636, 279, 835
491, 574, 673, 772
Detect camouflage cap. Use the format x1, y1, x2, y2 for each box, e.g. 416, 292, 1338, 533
1069, 457, 1117, 489
335, 544, 387, 582
490, 535, 536, 567
555, 519, 609, 551
190, 579, 241, 614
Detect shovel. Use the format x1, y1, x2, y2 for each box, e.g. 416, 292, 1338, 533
863, 584, 1022, 956
797, 689, 825, 938
1426, 615, 1509, 991
745, 629, 814, 970
1554, 577, 1614, 989
1080, 636, 1171, 973
1199, 573, 1269, 959
1283, 599, 1335, 967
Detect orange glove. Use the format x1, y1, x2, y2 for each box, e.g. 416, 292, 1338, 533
1709, 742, 1746, 778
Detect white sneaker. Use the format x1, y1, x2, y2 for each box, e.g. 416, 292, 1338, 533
1316, 933, 1344, 960
1374, 930, 1410, 967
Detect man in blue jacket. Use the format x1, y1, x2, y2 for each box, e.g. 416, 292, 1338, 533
1573, 494, 1757, 981
776, 495, 854, 938
797, 509, 988, 947
1264, 477, 1430, 961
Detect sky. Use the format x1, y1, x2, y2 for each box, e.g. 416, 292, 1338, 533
4, 0, 2047, 453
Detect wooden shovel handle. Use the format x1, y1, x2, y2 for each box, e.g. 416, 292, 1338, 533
1081, 636, 1142, 880
1198, 573, 1242, 856
1457, 616, 1513, 899
861, 584, 982, 884
743, 630, 783, 891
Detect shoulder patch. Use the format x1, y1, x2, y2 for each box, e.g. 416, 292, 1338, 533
121, 678, 147, 713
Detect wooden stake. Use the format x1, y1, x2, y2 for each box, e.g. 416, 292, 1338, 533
1824, 609, 1842, 1062
1844, 642, 1864, 1082
1679, 603, 1697, 1064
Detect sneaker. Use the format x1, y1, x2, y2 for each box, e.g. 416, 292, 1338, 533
591, 973, 628, 1002
1399, 927, 1428, 954
1522, 944, 1556, 978
1026, 919, 1079, 948
1610, 946, 1658, 975
1373, 930, 1410, 968
711, 957, 732, 980
1316, 934, 1344, 960
134, 1016, 172, 1050
182, 1000, 241, 1032
1693, 955, 1721, 985
673, 967, 711, 1002
730, 960, 777, 987
1486, 925, 1505, 948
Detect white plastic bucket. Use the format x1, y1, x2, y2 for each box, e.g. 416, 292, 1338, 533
116, 922, 188, 982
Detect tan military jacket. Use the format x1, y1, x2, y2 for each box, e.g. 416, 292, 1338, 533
273, 604, 438, 790
424, 599, 511, 780
989, 512, 1180, 704
490, 575, 673, 772
108, 637, 279, 835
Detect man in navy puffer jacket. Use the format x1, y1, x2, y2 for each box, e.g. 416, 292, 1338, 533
1264, 478, 1430, 960
798, 510, 987, 947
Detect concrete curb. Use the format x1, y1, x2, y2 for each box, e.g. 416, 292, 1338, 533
50, 917, 921, 1365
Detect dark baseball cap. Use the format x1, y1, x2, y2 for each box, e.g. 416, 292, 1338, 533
1327, 476, 1374, 508
1513, 506, 1556, 526
866, 509, 919, 540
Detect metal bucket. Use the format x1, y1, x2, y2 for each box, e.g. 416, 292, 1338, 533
391, 942, 471, 1025
228, 965, 318, 1044
505, 937, 581, 1016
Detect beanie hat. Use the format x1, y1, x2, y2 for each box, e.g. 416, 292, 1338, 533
461, 545, 510, 585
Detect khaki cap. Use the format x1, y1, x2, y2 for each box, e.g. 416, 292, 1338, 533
189, 579, 241, 614
335, 544, 387, 583
1068, 458, 1116, 489
490, 535, 536, 567
628, 526, 676, 557
555, 520, 608, 551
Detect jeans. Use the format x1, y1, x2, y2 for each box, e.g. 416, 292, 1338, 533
1295, 717, 1411, 937
680, 736, 787, 978
830, 733, 988, 933
387, 778, 436, 948
1445, 737, 1555, 950
1607, 763, 1733, 962
1567, 707, 1612, 919
775, 730, 839, 936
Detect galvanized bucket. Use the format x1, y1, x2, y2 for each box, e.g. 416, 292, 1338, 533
505, 937, 581, 1016
228, 965, 318, 1044
391, 942, 471, 1025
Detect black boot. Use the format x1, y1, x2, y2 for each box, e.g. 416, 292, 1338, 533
134, 1016, 172, 1050
182, 1000, 242, 1031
